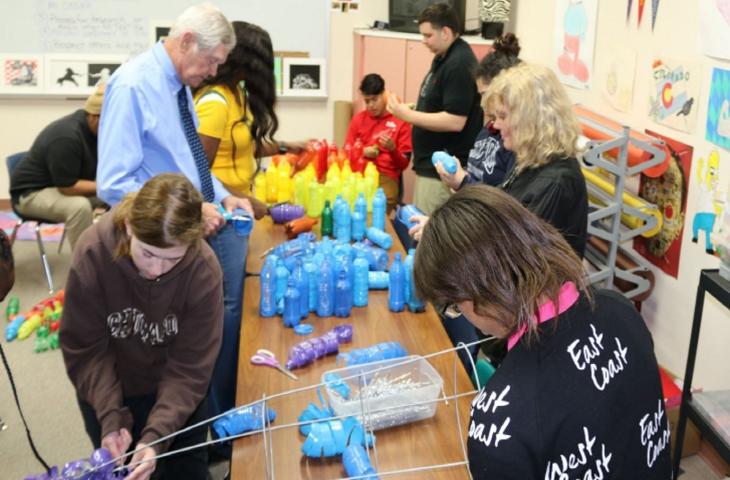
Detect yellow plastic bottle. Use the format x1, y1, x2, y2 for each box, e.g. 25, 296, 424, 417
364, 176, 375, 213
277, 161, 292, 202
265, 161, 278, 204
293, 174, 308, 206
254, 173, 267, 204
307, 180, 323, 218
326, 162, 341, 182
364, 161, 379, 193
341, 160, 353, 183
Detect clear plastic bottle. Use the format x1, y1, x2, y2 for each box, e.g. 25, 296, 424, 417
371, 187, 387, 230
352, 251, 369, 307
334, 269, 353, 318
388, 252, 405, 312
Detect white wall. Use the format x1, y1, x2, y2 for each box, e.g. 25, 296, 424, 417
512, 0, 730, 391
2, 0, 728, 391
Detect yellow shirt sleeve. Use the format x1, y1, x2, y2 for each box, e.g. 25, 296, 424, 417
194, 90, 228, 140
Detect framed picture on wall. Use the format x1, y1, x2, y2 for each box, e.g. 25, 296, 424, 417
45, 54, 126, 95
283, 57, 327, 97
0, 54, 44, 94
151, 21, 172, 46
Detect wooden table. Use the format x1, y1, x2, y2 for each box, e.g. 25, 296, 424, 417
231, 217, 475, 479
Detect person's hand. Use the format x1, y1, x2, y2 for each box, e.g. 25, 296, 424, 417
249, 196, 268, 220
435, 157, 466, 191
101, 428, 132, 465
386, 94, 411, 121
126, 442, 156, 480
363, 145, 379, 159
377, 132, 395, 152
222, 195, 255, 218
408, 215, 429, 241
201, 202, 225, 237
282, 139, 313, 153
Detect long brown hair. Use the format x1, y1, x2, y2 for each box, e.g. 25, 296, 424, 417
414, 185, 588, 343
112, 174, 204, 259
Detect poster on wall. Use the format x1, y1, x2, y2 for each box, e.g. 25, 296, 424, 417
0, 54, 44, 94
601, 48, 636, 113
699, 0, 730, 60
553, 0, 598, 90
633, 130, 692, 278
648, 58, 699, 134
690, 148, 725, 255
45, 55, 125, 95
706, 67, 730, 151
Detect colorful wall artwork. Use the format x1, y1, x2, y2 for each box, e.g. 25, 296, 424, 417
634, 131, 693, 278
554, 0, 598, 90
601, 49, 636, 113
690, 148, 724, 255
699, 0, 730, 60
706, 68, 730, 150
648, 58, 699, 134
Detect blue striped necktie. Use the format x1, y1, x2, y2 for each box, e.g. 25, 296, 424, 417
177, 87, 215, 202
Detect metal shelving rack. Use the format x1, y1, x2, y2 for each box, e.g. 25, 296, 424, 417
575, 112, 667, 299
673, 269, 730, 477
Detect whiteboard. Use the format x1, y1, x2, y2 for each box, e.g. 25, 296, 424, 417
0, 0, 329, 58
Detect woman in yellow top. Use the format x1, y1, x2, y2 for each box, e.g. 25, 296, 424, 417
194, 21, 305, 218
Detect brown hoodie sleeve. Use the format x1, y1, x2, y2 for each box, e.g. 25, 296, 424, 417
139, 249, 224, 453
60, 242, 133, 438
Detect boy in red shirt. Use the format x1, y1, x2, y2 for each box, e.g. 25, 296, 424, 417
345, 74, 412, 211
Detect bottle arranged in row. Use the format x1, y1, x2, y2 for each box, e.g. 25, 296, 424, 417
388, 252, 405, 312
405, 248, 425, 312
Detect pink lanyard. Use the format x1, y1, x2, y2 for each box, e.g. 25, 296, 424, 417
506, 282, 580, 351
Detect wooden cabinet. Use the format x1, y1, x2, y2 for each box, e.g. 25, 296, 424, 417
352, 30, 492, 204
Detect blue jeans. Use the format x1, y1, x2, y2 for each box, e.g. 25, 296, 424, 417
207, 223, 248, 425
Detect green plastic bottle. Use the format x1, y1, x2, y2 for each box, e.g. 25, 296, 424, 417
321, 200, 333, 237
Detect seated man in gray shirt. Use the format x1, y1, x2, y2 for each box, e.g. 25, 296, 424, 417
10, 83, 106, 250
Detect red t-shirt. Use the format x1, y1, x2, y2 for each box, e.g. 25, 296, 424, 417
345, 110, 412, 181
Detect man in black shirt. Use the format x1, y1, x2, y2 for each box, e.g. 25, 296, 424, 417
388, 3, 483, 214
10, 84, 105, 250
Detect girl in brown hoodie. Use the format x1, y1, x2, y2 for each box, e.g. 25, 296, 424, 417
61, 173, 223, 480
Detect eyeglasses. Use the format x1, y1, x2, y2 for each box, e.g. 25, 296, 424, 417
442, 303, 463, 319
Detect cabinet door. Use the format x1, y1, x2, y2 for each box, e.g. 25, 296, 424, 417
353, 36, 407, 113
404, 39, 433, 105
470, 44, 494, 62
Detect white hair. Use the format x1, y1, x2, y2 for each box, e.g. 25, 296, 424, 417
168, 3, 235, 51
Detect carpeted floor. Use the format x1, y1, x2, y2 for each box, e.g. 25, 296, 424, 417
0, 229, 723, 479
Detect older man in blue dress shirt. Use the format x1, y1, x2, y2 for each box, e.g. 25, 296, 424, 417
97, 3, 250, 463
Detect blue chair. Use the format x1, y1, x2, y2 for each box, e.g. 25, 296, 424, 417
6, 152, 62, 293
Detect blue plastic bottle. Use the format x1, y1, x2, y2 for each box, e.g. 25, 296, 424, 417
396, 204, 425, 230
388, 252, 405, 312
366, 227, 393, 250
218, 205, 254, 236
317, 255, 334, 317
431, 151, 457, 174
368, 271, 389, 289
335, 200, 351, 242
352, 252, 369, 307
275, 259, 290, 310
304, 260, 318, 312
334, 270, 353, 318
371, 188, 386, 230
292, 258, 309, 319
259, 256, 277, 317
351, 210, 365, 241
354, 192, 367, 219
405, 248, 425, 312
283, 278, 301, 327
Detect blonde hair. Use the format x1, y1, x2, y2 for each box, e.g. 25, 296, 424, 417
112, 174, 204, 259
168, 3, 235, 51
484, 63, 581, 172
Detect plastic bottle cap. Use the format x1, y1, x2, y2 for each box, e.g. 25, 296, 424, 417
294, 323, 314, 336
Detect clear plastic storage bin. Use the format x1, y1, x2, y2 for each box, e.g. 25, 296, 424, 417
322, 355, 444, 430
